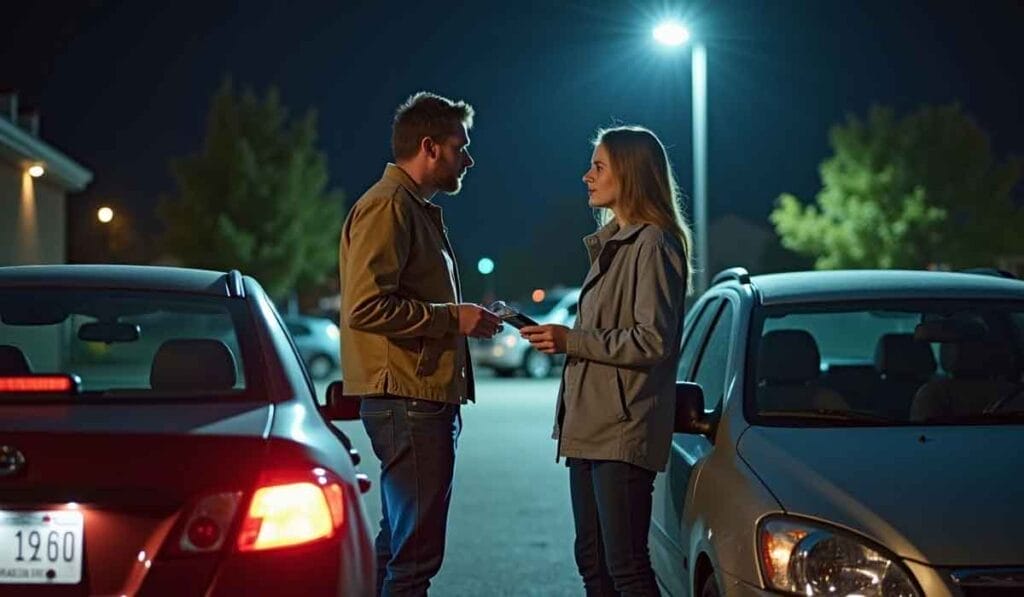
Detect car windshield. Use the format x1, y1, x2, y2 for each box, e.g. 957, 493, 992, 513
749, 300, 1024, 426
0, 289, 255, 398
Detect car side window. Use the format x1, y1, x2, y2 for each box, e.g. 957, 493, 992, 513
692, 302, 735, 412
677, 298, 720, 381
567, 302, 578, 316
287, 323, 311, 337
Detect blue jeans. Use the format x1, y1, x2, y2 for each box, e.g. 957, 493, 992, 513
360, 396, 461, 597
569, 458, 660, 597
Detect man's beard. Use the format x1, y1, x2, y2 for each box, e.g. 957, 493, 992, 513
437, 170, 464, 195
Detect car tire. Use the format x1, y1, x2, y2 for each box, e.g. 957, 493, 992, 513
700, 570, 721, 597
307, 354, 334, 380
523, 350, 553, 379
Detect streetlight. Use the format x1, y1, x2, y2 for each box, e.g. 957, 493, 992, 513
27, 165, 45, 178
654, 20, 709, 294
97, 206, 114, 224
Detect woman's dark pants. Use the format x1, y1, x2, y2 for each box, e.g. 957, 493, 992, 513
569, 458, 660, 597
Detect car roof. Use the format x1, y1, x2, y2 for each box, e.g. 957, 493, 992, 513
737, 270, 1024, 305
0, 264, 243, 297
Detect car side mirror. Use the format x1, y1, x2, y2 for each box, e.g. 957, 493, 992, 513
675, 382, 714, 437
319, 381, 361, 421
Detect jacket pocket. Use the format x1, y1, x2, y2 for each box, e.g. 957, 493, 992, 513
415, 337, 440, 377
614, 368, 631, 422
406, 399, 451, 418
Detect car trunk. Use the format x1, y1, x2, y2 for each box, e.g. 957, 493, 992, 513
0, 400, 272, 595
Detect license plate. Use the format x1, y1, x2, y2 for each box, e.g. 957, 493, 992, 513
0, 510, 83, 584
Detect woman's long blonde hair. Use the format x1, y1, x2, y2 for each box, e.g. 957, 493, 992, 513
594, 125, 693, 290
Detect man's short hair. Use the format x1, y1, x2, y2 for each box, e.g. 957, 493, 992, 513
392, 92, 475, 161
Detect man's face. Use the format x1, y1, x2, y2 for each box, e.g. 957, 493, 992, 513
431, 124, 474, 195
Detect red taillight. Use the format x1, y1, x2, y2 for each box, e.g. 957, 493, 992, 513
0, 375, 79, 393
237, 479, 345, 552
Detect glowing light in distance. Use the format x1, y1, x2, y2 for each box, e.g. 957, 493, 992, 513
653, 21, 690, 46
477, 258, 495, 275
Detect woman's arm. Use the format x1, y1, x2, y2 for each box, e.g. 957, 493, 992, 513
565, 239, 686, 367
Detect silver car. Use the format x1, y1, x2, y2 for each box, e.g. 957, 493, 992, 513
470, 288, 580, 378
655, 268, 1024, 596
283, 314, 341, 380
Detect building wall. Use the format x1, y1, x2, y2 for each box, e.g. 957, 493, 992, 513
0, 158, 67, 265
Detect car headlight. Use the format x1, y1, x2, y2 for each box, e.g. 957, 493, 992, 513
325, 323, 340, 341
757, 517, 919, 597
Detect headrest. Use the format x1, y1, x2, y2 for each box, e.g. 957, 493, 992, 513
940, 341, 1013, 379
0, 345, 32, 375
874, 333, 937, 379
150, 339, 237, 391
758, 330, 821, 384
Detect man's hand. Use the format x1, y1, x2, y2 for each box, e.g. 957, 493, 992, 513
520, 324, 569, 354
456, 304, 502, 338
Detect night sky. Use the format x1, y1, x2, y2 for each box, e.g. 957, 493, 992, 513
3, 0, 1022, 297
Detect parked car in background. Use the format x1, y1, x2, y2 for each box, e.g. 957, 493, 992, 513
283, 314, 340, 380
0, 265, 374, 596
471, 287, 580, 378
655, 267, 1024, 597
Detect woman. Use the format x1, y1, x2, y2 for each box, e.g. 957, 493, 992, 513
521, 126, 691, 596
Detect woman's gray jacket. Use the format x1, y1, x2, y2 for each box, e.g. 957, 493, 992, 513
554, 220, 688, 472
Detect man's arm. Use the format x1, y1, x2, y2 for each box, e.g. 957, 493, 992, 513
342, 194, 502, 339
343, 195, 457, 339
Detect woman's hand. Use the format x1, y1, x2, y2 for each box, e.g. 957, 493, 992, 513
520, 324, 570, 354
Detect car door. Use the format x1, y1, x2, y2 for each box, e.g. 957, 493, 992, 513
651, 295, 721, 590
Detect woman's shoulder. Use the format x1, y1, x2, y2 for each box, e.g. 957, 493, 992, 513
636, 224, 683, 253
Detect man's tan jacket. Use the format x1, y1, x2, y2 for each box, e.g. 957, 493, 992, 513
339, 164, 473, 403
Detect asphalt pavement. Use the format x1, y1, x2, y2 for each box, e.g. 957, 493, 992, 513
325, 374, 581, 596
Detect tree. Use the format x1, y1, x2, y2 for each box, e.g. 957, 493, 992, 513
160, 80, 343, 299
770, 105, 1022, 269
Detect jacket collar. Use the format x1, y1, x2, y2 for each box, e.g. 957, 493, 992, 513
578, 220, 648, 299
583, 220, 647, 263
383, 163, 432, 207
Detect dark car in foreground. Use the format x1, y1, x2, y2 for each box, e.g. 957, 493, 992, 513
0, 265, 373, 595
656, 268, 1024, 597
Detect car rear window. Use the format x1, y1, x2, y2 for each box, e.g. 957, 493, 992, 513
0, 289, 256, 398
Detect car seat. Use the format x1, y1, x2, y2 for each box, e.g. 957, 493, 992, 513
910, 340, 1016, 421
150, 339, 237, 391
0, 345, 32, 375
757, 330, 847, 412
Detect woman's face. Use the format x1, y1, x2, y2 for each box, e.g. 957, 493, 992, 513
582, 143, 620, 210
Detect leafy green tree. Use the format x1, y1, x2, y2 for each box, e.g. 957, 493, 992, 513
771, 105, 1022, 269
160, 80, 343, 299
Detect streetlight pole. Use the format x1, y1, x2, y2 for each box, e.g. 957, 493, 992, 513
691, 43, 708, 294
654, 21, 709, 294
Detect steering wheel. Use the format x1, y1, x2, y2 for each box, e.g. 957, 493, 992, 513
984, 383, 1024, 414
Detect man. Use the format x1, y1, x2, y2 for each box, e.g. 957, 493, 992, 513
339, 91, 501, 596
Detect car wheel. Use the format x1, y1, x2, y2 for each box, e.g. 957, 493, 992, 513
523, 351, 553, 379
307, 354, 334, 380
700, 570, 720, 597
